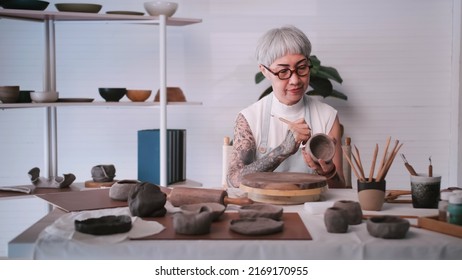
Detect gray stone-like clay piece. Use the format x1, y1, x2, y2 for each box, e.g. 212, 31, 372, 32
91, 164, 116, 182
28, 167, 76, 189
180, 203, 226, 222
173, 206, 214, 235
366, 215, 410, 239
128, 182, 167, 217
230, 217, 284, 235
109, 179, 140, 201
238, 204, 283, 220
324, 207, 349, 233
333, 200, 363, 225
305, 133, 336, 163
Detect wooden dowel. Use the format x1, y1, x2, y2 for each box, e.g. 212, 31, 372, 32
376, 136, 391, 179
350, 152, 366, 182
368, 143, 379, 182
377, 142, 403, 182
342, 147, 365, 182
354, 145, 366, 180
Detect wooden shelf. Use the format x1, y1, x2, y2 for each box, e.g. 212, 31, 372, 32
0, 101, 202, 109
0, 9, 202, 26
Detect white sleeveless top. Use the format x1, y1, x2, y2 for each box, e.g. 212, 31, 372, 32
240, 93, 337, 173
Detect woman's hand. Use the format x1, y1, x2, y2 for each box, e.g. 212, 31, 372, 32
302, 148, 336, 176
280, 118, 311, 156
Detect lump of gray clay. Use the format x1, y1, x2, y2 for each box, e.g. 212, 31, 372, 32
230, 218, 284, 235
173, 206, 214, 235
28, 167, 76, 189
238, 204, 283, 220
109, 180, 140, 201
333, 200, 363, 225
91, 164, 116, 182
128, 182, 167, 217
366, 215, 410, 239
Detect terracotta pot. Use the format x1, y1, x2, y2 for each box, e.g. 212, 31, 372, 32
154, 87, 186, 102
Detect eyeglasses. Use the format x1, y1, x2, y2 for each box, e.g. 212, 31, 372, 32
262, 60, 312, 80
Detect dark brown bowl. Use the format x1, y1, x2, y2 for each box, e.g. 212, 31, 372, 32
0, 0, 49, 10
98, 88, 126, 102
55, 3, 102, 13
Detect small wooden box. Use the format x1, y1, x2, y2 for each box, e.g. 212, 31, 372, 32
417, 216, 462, 238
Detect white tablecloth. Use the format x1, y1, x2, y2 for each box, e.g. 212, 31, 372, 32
32, 189, 462, 260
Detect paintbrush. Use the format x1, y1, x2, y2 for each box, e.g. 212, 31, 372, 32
400, 154, 418, 176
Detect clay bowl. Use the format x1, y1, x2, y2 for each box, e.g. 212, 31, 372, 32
126, 89, 152, 102
0, 0, 49, 10
30, 91, 58, 103
0, 86, 20, 103
55, 3, 102, 13
154, 87, 186, 102
305, 133, 335, 163
144, 1, 178, 17
180, 202, 225, 221
366, 215, 410, 239
99, 88, 127, 102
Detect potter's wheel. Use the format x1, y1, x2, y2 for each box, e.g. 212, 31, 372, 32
239, 172, 327, 205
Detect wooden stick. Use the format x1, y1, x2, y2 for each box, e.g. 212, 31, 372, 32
342, 147, 365, 182
353, 145, 366, 180
376, 136, 391, 179
277, 117, 294, 126
368, 143, 379, 182
377, 142, 403, 182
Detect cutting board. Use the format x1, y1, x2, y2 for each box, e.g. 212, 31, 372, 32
35, 188, 127, 212
136, 212, 312, 240
240, 172, 327, 205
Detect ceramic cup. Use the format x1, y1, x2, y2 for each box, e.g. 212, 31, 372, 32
357, 179, 386, 211
305, 133, 335, 163
333, 200, 363, 225
410, 174, 441, 209
324, 207, 349, 233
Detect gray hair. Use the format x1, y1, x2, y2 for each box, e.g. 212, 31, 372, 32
255, 25, 312, 66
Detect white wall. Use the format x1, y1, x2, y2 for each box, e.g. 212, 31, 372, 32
0, 0, 460, 257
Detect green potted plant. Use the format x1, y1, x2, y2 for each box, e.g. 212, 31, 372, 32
255, 55, 348, 100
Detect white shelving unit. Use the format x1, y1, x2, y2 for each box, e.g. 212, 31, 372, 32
0, 9, 202, 186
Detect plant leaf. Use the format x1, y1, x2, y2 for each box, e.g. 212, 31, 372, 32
314, 66, 343, 83
258, 86, 273, 100
309, 76, 333, 98
255, 72, 265, 84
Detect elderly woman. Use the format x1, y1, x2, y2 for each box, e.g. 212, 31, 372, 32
227, 25, 346, 189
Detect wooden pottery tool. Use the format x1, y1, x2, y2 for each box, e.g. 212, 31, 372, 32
400, 154, 418, 176
167, 186, 253, 207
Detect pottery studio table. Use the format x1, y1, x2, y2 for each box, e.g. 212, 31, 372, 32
7, 188, 462, 260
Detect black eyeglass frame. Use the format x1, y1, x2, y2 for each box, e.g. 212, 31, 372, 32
261, 58, 313, 80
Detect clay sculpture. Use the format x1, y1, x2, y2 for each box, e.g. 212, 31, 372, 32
109, 179, 140, 201
91, 164, 116, 182
28, 167, 76, 188
173, 205, 214, 235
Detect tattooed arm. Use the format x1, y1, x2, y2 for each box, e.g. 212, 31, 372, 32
227, 113, 300, 188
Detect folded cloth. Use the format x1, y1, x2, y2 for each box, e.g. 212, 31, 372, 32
42, 207, 165, 244
304, 201, 334, 215
0, 185, 34, 194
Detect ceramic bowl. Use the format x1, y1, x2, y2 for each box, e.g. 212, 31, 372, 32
366, 215, 410, 239
98, 88, 126, 102
0, 0, 49, 10
126, 89, 152, 102
55, 3, 102, 13
0, 86, 20, 103
305, 133, 335, 163
30, 91, 58, 103
144, 1, 178, 17
154, 87, 186, 102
